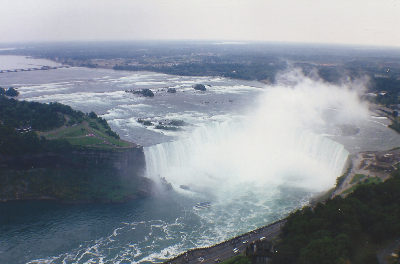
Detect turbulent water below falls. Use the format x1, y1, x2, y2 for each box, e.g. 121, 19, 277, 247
1, 59, 400, 263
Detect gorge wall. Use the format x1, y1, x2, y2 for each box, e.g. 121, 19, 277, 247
0, 146, 150, 203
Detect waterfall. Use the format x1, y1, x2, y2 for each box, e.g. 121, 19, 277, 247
144, 119, 349, 193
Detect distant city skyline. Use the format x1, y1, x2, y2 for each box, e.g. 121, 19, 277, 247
1, 0, 399, 47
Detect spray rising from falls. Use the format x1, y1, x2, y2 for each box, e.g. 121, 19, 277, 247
144, 120, 349, 193
144, 69, 368, 194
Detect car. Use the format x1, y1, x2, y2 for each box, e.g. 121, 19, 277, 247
197, 257, 204, 262
260, 236, 266, 241
215, 258, 221, 263
233, 248, 240, 254
242, 240, 248, 244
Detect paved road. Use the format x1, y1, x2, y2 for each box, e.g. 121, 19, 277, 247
163, 220, 285, 264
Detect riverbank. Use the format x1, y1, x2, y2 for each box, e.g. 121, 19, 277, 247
332, 149, 399, 198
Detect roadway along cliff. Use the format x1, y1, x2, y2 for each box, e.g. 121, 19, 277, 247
163, 219, 286, 264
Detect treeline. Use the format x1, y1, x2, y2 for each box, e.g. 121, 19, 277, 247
271, 171, 400, 264
0, 96, 84, 130
370, 77, 400, 107
0, 87, 19, 97
0, 96, 80, 155
87, 111, 119, 139
0, 126, 71, 155
114, 61, 284, 82
0, 96, 118, 155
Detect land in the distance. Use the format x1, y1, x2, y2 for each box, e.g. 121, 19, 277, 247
1, 41, 400, 263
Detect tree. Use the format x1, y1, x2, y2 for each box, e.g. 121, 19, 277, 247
88, 111, 98, 119
5, 87, 19, 97
193, 84, 206, 91
141, 89, 154, 97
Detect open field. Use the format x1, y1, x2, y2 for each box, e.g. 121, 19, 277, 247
44, 124, 88, 139
349, 173, 367, 184
342, 177, 382, 194
39, 117, 134, 149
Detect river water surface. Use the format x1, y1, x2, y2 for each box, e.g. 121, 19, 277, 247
1, 56, 399, 263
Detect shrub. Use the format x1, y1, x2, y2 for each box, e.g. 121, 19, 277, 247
193, 84, 206, 91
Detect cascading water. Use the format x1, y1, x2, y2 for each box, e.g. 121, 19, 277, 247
144, 118, 349, 194
144, 69, 369, 197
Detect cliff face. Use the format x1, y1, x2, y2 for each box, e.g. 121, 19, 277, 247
0, 147, 151, 203
0, 146, 146, 172
69, 146, 146, 176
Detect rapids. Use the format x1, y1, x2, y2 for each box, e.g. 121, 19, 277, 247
1, 59, 400, 263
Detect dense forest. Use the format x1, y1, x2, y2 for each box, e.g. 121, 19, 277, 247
114, 60, 285, 82
0, 96, 118, 155
271, 170, 400, 264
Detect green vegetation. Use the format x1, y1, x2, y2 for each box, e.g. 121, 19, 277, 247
45, 124, 88, 139
169, 120, 187, 126
349, 174, 367, 184
167, 88, 176, 93
220, 255, 250, 264
0, 127, 72, 155
114, 61, 282, 82
271, 170, 399, 264
194, 83, 206, 91
389, 118, 400, 134
0, 96, 147, 203
107, 137, 131, 147
0, 96, 129, 153
0, 159, 152, 203
366, 77, 400, 109
66, 137, 104, 146
336, 164, 352, 188
128, 89, 154, 97
0, 96, 75, 131
311, 187, 335, 205
0, 87, 19, 97
141, 88, 154, 97
137, 118, 187, 131
155, 125, 181, 131
137, 119, 153, 126
372, 77, 400, 94
342, 177, 382, 195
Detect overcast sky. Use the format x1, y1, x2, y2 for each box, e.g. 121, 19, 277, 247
1, 0, 399, 47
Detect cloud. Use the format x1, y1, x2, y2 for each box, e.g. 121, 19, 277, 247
1, 0, 399, 46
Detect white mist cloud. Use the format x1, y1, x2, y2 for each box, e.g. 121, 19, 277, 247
1, 0, 399, 46
146, 69, 370, 193
256, 68, 370, 130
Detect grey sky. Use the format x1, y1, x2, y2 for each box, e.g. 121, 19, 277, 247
1, 0, 399, 47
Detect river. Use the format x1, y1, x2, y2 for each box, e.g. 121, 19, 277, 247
0, 56, 399, 263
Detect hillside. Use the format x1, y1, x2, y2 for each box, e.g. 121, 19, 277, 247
272, 168, 400, 264
0, 95, 156, 203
